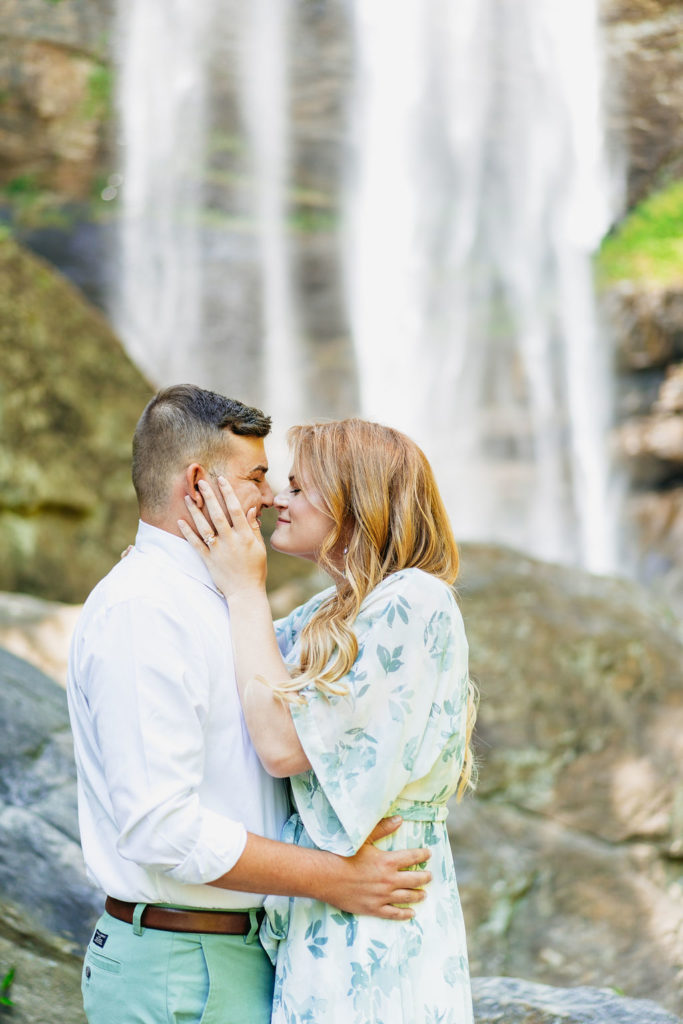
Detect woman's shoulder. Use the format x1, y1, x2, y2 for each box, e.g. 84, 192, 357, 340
376, 567, 457, 601
362, 567, 461, 621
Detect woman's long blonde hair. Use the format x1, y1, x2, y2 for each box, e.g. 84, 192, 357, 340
276, 418, 476, 798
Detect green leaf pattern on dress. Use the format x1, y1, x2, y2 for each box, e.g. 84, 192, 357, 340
265, 568, 474, 1024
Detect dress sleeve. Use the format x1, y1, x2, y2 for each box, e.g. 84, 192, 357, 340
289, 571, 469, 854
273, 585, 335, 658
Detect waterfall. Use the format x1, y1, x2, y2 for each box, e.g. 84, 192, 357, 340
114, 0, 299, 467
344, 0, 621, 573
115, 0, 209, 386
236, 0, 302, 468
114, 0, 621, 571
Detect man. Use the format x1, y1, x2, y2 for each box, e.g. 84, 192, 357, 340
67, 384, 431, 1024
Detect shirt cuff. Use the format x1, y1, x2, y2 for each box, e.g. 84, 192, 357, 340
164, 808, 248, 885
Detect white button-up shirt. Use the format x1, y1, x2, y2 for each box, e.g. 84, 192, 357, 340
67, 521, 289, 909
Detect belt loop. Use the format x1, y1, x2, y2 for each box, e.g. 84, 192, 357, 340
132, 903, 147, 936
244, 908, 259, 945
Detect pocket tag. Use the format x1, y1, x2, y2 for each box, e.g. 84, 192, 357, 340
92, 929, 108, 948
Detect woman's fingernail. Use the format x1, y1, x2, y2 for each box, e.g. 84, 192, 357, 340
198, 479, 208, 490
184, 495, 192, 506
218, 475, 227, 485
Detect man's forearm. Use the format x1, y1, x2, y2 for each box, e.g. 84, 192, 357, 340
209, 832, 349, 900
208, 828, 432, 921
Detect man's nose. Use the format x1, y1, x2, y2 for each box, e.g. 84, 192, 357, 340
261, 481, 275, 507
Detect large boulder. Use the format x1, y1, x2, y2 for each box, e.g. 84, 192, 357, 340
0, 590, 80, 687
0, 647, 100, 941
472, 977, 681, 1024
261, 545, 683, 1011
0, 234, 153, 603
451, 544, 683, 1016
1, 548, 682, 1022
0, 645, 99, 1023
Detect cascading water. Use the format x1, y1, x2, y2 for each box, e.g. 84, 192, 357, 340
114, 0, 300, 463
344, 0, 621, 572
236, 0, 302, 468
115, 1, 209, 386
115, 0, 621, 571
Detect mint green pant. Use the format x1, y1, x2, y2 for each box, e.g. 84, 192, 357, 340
81, 909, 274, 1024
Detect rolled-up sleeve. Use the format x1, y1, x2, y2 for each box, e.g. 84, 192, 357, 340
84, 597, 246, 883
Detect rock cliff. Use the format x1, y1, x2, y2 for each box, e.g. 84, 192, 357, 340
1, 597, 681, 1021
0, 234, 152, 602
0, 0, 114, 200
452, 543, 683, 1015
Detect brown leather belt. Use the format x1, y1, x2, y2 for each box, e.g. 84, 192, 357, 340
105, 896, 262, 935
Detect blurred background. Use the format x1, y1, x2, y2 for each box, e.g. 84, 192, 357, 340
1, 0, 683, 607
0, 1, 681, 1021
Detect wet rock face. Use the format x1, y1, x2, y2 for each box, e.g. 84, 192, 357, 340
0, 234, 152, 603
472, 977, 682, 1024
451, 544, 683, 1015
0, 645, 96, 1023
602, 282, 683, 609
0, 0, 115, 198
0, 647, 101, 944
601, 0, 683, 207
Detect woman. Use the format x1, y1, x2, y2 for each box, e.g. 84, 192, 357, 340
179, 419, 476, 1024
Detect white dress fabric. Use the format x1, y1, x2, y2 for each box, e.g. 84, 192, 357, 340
262, 568, 474, 1024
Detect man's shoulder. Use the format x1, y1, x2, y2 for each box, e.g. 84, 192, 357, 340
80, 548, 190, 622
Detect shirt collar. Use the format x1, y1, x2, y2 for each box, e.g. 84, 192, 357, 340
134, 520, 224, 597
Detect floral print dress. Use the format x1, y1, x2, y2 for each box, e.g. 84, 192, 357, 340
262, 568, 474, 1024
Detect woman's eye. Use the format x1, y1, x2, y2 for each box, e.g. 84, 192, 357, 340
290, 488, 301, 495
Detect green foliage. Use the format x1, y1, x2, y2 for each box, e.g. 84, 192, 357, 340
3, 175, 40, 199
1, 176, 69, 228
595, 179, 683, 288
0, 967, 14, 1007
83, 63, 113, 120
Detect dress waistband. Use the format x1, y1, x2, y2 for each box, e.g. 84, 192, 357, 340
388, 798, 449, 822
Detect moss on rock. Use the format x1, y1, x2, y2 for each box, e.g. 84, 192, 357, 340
0, 233, 153, 602
596, 179, 683, 288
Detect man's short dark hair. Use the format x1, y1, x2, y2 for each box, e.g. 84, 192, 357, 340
132, 384, 271, 514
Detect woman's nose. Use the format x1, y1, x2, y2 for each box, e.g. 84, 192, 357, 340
274, 490, 288, 508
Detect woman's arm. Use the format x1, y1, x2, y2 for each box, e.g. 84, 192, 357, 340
178, 477, 311, 777
227, 588, 310, 776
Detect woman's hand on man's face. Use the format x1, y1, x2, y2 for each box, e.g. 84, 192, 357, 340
178, 476, 268, 599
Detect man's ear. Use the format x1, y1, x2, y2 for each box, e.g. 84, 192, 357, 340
185, 463, 206, 508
